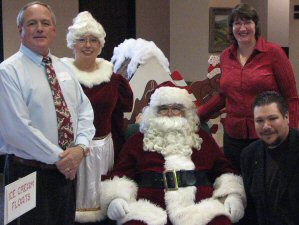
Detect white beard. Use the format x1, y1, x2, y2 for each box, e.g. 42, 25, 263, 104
142, 115, 202, 157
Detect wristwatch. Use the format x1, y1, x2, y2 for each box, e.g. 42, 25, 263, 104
77, 144, 89, 157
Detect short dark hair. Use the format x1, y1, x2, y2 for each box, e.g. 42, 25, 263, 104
228, 3, 261, 46
252, 91, 288, 116
17, 1, 56, 26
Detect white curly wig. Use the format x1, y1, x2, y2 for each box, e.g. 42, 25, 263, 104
66, 11, 106, 49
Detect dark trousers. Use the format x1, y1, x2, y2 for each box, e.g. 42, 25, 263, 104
4, 156, 76, 225
223, 132, 257, 172
0, 155, 5, 173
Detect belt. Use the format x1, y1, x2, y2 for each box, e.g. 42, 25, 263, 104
9, 155, 57, 170
136, 170, 211, 191
93, 133, 111, 140
93, 136, 106, 140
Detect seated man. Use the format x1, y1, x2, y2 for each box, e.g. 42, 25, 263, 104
240, 91, 299, 224
100, 85, 246, 225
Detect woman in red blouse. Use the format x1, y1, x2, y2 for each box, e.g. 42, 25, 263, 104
62, 11, 133, 224
199, 3, 299, 172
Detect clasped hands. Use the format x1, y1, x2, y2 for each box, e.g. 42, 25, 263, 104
56, 146, 85, 180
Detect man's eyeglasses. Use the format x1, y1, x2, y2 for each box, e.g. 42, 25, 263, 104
76, 37, 99, 45
233, 20, 254, 29
157, 104, 185, 116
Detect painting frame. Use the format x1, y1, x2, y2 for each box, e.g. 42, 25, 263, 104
209, 7, 232, 53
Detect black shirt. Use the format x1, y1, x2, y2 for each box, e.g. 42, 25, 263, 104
264, 134, 290, 225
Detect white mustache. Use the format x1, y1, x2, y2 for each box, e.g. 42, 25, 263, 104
149, 116, 189, 132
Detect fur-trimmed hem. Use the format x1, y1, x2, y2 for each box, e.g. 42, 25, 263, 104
165, 187, 230, 225
75, 209, 105, 223
118, 199, 167, 225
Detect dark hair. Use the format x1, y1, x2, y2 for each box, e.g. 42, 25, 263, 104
228, 3, 261, 46
252, 91, 288, 116
17, 1, 56, 26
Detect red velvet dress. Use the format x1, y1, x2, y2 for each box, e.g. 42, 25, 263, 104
82, 73, 133, 159
62, 57, 133, 223
62, 57, 133, 159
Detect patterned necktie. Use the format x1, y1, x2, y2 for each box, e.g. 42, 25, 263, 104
43, 57, 74, 149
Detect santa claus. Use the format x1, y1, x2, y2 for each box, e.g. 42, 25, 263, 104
100, 85, 246, 225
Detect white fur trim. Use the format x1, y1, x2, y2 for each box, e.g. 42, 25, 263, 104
62, 57, 113, 88
150, 86, 194, 108
164, 154, 195, 170
162, 152, 231, 224
111, 38, 170, 79
118, 199, 167, 225
213, 173, 246, 204
75, 209, 105, 223
207, 68, 221, 79
208, 55, 220, 66
165, 187, 230, 225
100, 176, 138, 216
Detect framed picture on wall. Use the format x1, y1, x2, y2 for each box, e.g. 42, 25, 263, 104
209, 7, 232, 53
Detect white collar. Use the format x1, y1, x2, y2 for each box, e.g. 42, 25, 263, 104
62, 57, 113, 88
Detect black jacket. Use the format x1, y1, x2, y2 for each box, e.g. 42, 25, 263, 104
240, 129, 299, 225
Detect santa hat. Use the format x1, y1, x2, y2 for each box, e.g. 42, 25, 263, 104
66, 11, 106, 49
149, 82, 194, 109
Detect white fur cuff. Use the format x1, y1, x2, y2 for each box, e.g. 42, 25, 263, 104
118, 199, 167, 225
213, 173, 246, 203
100, 176, 138, 216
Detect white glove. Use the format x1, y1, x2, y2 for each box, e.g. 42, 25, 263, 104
224, 193, 244, 223
107, 198, 129, 220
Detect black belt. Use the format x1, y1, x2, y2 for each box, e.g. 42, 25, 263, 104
8, 155, 57, 170
136, 170, 211, 191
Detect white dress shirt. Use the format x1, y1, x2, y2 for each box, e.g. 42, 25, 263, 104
0, 44, 95, 164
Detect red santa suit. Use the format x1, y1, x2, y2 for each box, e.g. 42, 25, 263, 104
100, 86, 245, 225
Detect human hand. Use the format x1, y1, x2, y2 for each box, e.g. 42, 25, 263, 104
224, 193, 244, 223
107, 198, 129, 220
135, 113, 142, 124
56, 146, 84, 180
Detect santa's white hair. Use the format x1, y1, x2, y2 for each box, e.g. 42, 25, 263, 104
66, 11, 106, 49
140, 86, 202, 157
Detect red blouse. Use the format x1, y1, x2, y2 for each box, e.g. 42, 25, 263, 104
199, 37, 299, 139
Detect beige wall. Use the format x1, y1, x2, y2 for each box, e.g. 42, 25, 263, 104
2, 0, 78, 59
136, 0, 170, 60
268, 0, 289, 46
136, 0, 240, 82
209, 0, 240, 8
169, 0, 241, 82
169, 0, 209, 82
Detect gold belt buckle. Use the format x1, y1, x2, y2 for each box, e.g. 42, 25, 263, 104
163, 169, 179, 191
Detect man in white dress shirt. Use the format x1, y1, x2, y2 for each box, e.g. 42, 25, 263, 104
0, 2, 95, 225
